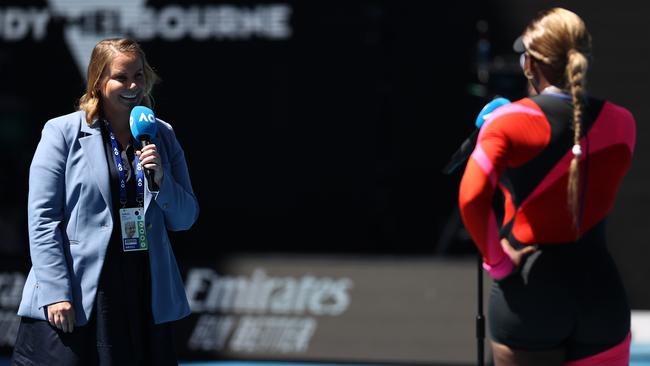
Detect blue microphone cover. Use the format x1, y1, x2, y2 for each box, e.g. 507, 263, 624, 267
130, 106, 157, 140
475, 97, 511, 128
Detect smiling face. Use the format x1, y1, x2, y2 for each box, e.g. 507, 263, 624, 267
98, 51, 145, 124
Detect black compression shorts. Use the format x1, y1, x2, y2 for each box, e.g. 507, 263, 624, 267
488, 221, 630, 361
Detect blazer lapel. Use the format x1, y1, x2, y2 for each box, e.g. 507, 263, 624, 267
78, 118, 112, 214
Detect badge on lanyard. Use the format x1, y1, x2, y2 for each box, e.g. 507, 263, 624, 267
119, 207, 148, 251
105, 120, 149, 252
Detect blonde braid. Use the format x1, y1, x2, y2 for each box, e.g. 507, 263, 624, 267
566, 49, 588, 230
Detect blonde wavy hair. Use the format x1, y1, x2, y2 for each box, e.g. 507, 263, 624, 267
521, 8, 592, 229
78, 38, 160, 125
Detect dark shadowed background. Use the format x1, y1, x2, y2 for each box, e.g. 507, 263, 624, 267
1, 1, 648, 364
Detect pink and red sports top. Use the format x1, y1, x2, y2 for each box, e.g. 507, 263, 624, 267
459, 94, 636, 279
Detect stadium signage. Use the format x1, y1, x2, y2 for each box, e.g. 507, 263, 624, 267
0, 2, 292, 76
184, 267, 353, 354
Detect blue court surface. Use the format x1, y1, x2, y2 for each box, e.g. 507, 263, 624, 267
0, 356, 648, 366
175, 355, 650, 366
632, 344, 650, 366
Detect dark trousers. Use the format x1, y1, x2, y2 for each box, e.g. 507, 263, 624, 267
11, 316, 177, 366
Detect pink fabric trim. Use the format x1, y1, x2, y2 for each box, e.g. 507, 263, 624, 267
479, 103, 544, 140
520, 102, 635, 207
482, 256, 513, 280
471, 144, 497, 187
483, 212, 512, 280
564, 332, 631, 366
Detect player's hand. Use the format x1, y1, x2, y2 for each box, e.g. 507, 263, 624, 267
501, 238, 537, 267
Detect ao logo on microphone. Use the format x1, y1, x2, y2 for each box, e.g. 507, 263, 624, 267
139, 112, 155, 123
129, 112, 155, 126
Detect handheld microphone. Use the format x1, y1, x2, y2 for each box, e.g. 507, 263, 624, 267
130, 106, 159, 191
442, 97, 510, 174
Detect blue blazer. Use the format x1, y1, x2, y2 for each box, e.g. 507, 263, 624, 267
18, 111, 199, 325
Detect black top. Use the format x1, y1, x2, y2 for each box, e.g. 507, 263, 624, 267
98, 119, 152, 364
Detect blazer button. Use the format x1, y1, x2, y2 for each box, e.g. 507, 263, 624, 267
147, 223, 153, 230
162, 203, 169, 209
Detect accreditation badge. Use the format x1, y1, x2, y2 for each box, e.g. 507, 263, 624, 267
119, 207, 148, 252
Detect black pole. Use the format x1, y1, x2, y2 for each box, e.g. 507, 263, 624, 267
477, 253, 485, 366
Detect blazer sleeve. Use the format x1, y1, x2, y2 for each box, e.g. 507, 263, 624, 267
28, 121, 73, 307
153, 122, 200, 231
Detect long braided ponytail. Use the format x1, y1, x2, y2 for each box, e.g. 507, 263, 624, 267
566, 49, 588, 228
520, 8, 592, 230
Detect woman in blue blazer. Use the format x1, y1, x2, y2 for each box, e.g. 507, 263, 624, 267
12, 38, 199, 365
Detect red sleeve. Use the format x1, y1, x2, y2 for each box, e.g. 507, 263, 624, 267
458, 100, 550, 279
